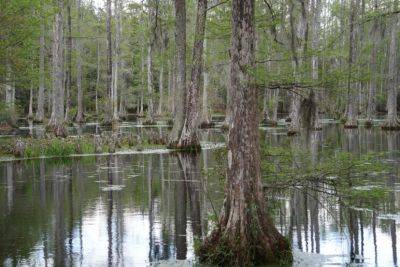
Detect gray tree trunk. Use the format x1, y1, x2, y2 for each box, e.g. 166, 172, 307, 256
75, 0, 84, 123
366, 0, 379, 126
158, 64, 164, 115
345, 0, 359, 128
36, 4, 46, 123
199, 1, 291, 264
104, 0, 113, 125
382, 1, 400, 130
311, 0, 322, 130
64, 0, 72, 123
168, 0, 186, 147
95, 36, 100, 118
139, 46, 145, 116
112, 0, 121, 122
200, 39, 211, 126
177, 0, 207, 150
48, 0, 67, 137
28, 84, 34, 119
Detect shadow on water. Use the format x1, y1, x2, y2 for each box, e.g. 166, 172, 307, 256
0, 124, 399, 266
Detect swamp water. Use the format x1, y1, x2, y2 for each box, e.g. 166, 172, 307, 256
0, 122, 399, 266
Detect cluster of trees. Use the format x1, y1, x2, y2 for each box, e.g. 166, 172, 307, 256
1, 0, 400, 135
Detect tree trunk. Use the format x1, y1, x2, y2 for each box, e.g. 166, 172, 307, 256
168, 0, 186, 147
382, 1, 400, 130
64, 0, 72, 123
48, 0, 67, 137
198, 0, 291, 265
95, 35, 100, 118
36, 2, 46, 123
311, 0, 322, 130
139, 45, 145, 116
104, 0, 113, 125
112, 0, 121, 122
158, 64, 164, 115
345, 0, 359, 128
177, 0, 207, 150
28, 84, 34, 120
75, 0, 84, 123
200, 39, 212, 127
366, 0, 379, 127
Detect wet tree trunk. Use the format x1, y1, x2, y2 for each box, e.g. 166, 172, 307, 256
177, 0, 207, 150
104, 0, 113, 125
75, 0, 84, 123
36, 3, 46, 123
382, 1, 400, 130
311, 0, 322, 130
48, 0, 67, 137
345, 0, 359, 128
366, 0, 379, 127
198, 0, 291, 265
168, 0, 186, 147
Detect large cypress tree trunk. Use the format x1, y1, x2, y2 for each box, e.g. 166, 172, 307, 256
345, 0, 359, 128
75, 0, 84, 123
36, 1, 46, 123
382, 1, 400, 130
198, 0, 291, 265
177, 0, 207, 150
48, 0, 67, 137
366, 0, 379, 127
168, 0, 186, 147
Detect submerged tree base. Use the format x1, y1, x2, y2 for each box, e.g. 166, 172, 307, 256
344, 123, 358, 129
264, 119, 278, 127
287, 129, 299, 136
199, 121, 215, 129
381, 119, 400, 131
364, 120, 373, 128
46, 123, 68, 137
198, 221, 292, 266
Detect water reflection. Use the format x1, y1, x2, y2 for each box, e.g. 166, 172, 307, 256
0, 125, 399, 266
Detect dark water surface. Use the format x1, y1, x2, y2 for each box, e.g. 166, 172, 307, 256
0, 122, 399, 266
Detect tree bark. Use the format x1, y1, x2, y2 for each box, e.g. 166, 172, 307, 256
200, 39, 212, 127
157, 64, 164, 115
366, 0, 379, 127
168, 0, 186, 147
48, 0, 67, 137
198, 0, 291, 265
382, 0, 400, 130
64, 0, 72, 123
28, 83, 34, 119
345, 0, 359, 128
36, 1, 46, 123
112, 0, 121, 122
177, 0, 207, 150
311, 0, 322, 130
75, 0, 84, 123
104, 0, 113, 125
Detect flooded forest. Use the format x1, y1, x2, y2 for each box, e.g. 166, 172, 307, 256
1, 0, 400, 266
